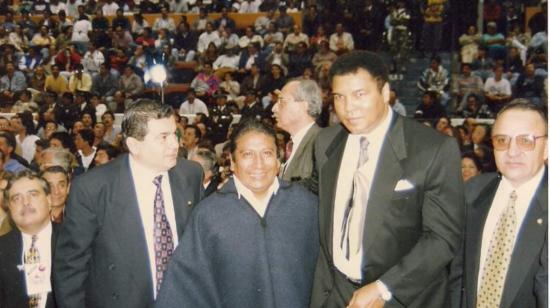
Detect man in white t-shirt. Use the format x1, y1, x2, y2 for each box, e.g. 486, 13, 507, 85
179, 89, 209, 116
484, 65, 512, 113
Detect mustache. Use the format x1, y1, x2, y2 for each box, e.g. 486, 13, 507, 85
17, 205, 37, 216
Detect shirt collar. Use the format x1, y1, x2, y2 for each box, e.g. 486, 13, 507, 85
129, 154, 167, 183
21, 220, 52, 242
501, 166, 545, 198
233, 175, 279, 203
291, 121, 315, 147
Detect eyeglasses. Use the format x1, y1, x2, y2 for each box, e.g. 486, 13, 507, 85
491, 134, 547, 151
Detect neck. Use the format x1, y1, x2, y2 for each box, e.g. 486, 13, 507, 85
81, 146, 93, 155
19, 219, 49, 236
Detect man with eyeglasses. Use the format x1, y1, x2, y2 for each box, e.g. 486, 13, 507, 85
450, 100, 547, 308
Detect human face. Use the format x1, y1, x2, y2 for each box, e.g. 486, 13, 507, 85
73, 121, 84, 134
182, 127, 199, 149
102, 114, 114, 127
435, 117, 449, 132
471, 125, 487, 145
8, 178, 51, 234
0, 137, 11, 156
74, 133, 85, 150
230, 132, 280, 199
94, 123, 105, 138
461, 157, 480, 182
45, 122, 57, 138
272, 81, 309, 134
492, 109, 548, 188
82, 114, 93, 128
332, 69, 389, 134
42, 172, 69, 209
49, 138, 63, 149
94, 149, 110, 166
128, 116, 179, 173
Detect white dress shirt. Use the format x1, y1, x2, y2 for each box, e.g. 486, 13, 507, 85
333, 107, 393, 280
21, 222, 53, 308
233, 176, 280, 217
179, 98, 209, 116
129, 155, 179, 298
282, 122, 314, 175
78, 147, 96, 170
17, 134, 40, 164
477, 167, 545, 289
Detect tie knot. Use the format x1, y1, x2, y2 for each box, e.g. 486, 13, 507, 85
359, 137, 369, 150
31, 235, 38, 246
153, 175, 163, 187
510, 190, 517, 201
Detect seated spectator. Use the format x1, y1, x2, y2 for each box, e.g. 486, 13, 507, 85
173, 22, 197, 62
153, 7, 176, 33
266, 42, 289, 74
471, 46, 494, 81
460, 151, 482, 182
81, 111, 96, 130
100, 111, 120, 145
181, 124, 201, 159
504, 46, 524, 85
417, 55, 450, 105
31, 26, 57, 56
93, 142, 119, 166
119, 66, 144, 100
12, 90, 38, 114
389, 89, 406, 117
480, 21, 506, 60
9, 25, 30, 54
483, 65, 511, 113
111, 8, 130, 32
213, 47, 239, 79
179, 89, 210, 116
91, 63, 117, 101
515, 63, 544, 105
81, 43, 104, 77
0, 132, 28, 173
55, 44, 81, 77
71, 15, 92, 54
192, 8, 213, 32
239, 26, 264, 49
453, 63, 484, 111
284, 25, 309, 53
459, 25, 481, 64
312, 40, 336, 73
12, 112, 40, 164
261, 64, 287, 107
238, 0, 260, 12
254, 9, 276, 36
109, 91, 132, 113
68, 64, 93, 93
459, 93, 493, 118
197, 22, 221, 55
92, 122, 105, 146
74, 128, 96, 171
275, 6, 295, 36
240, 90, 264, 122
190, 148, 219, 196
288, 42, 312, 78
214, 7, 236, 31
0, 62, 27, 106
54, 92, 81, 130
262, 22, 284, 49
131, 12, 150, 35
329, 23, 354, 55
102, 0, 119, 16
190, 62, 220, 99
19, 47, 43, 80
218, 26, 239, 52
310, 26, 329, 51
238, 43, 266, 75
414, 91, 447, 119
111, 25, 134, 51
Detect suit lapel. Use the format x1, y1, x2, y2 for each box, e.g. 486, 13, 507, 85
168, 164, 193, 237
109, 155, 153, 297
285, 124, 319, 180
320, 127, 348, 256
362, 114, 406, 252
501, 170, 548, 308
465, 176, 500, 308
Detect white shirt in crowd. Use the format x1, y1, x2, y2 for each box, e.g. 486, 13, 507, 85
179, 98, 209, 116
233, 175, 280, 217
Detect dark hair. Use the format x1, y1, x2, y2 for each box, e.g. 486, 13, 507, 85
229, 119, 277, 157
76, 128, 94, 147
193, 148, 218, 174
462, 151, 483, 173
18, 111, 36, 135
185, 124, 202, 140
96, 142, 120, 160
121, 99, 174, 141
4, 170, 50, 203
328, 50, 389, 91
50, 131, 77, 153
431, 55, 442, 64
40, 165, 70, 182
0, 132, 16, 151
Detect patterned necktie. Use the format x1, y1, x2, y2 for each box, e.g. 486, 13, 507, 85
25, 235, 41, 308
340, 137, 370, 259
284, 140, 294, 162
476, 191, 518, 308
153, 175, 174, 293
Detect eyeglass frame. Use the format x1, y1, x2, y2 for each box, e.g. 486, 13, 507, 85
491, 134, 548, 151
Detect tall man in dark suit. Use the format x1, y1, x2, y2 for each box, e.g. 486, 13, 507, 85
309, 51, 464, 307
454, 101, 547, 308
0, 171, 57, 308
53, 99, 204, 308
273, 78, 322, 182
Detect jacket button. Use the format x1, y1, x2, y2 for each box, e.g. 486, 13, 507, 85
108, 264, 115, 271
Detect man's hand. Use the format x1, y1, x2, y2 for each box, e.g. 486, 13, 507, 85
347, 282, 385, 308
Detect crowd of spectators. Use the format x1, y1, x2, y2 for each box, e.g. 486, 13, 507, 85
0, 0, 546, 229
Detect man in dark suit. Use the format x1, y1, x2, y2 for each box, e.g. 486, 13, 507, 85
309, 51, 464, 307
273, 78, 321, 182
0, 171, 58, 308
452, 101, 548, 308
190, 148, 220, 197
53, 99, 204, 308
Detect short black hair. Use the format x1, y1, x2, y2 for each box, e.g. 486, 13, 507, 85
185, 124, 202, 140
229, 119, 277, 157
76, 128, 94, 147
461, 151, 483, 173
96, 142, 120, 160
121, 99, 174, 141
328, 50, 389, 90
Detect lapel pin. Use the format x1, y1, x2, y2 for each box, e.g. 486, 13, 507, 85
187, 201, 193, 208
537, 218, 543, 225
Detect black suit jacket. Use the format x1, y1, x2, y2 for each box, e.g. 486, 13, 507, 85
457, 171, 548, 308
0, 226, 58, 308
53, 154, 204, 308
309, 114, 464, 307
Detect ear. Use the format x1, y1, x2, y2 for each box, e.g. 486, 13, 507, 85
125, 137, 140, 155
382, 82, 390, 104
229, 154, 235, 172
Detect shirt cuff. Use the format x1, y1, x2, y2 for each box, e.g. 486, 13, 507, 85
375, 280, 392, 301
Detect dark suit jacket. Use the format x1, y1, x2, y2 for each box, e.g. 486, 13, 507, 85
280, 124, 320, 182
53, 154, 204, 308
0, 226, 58, 308
457, 170, 548, 308
309, 114, 464, 308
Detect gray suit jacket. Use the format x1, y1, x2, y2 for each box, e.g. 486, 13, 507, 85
281, 123, 321, 182
309, 114, 464, 308
53, 154, 204, 308
454, 170, 548, 308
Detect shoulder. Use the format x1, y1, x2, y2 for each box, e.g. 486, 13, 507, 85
71, 154, 126, 187
465, 172, 499, 204
317, 124, 344, 143
173, 158, 203, 177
